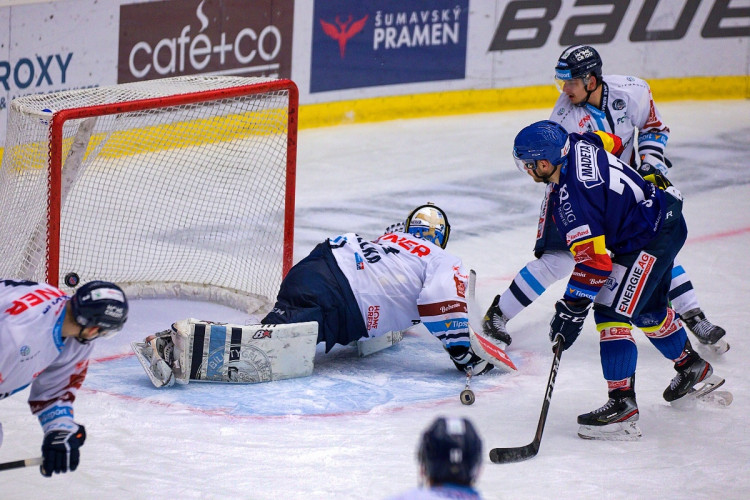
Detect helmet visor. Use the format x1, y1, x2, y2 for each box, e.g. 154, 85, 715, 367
513, 151, 537, 173
95, 324, 124, 339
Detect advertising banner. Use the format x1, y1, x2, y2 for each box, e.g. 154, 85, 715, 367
310, 0, 469, 93
118, 0, 294, 83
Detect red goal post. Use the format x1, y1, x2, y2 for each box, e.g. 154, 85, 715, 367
0, 76, 298, 314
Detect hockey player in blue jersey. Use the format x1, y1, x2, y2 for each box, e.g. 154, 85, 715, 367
510, 120, 727, 439
0, 279, 128, 475
482, 45, 727, 354
388, 416, 483, 499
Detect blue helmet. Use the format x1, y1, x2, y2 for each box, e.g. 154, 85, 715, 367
70, 281, 129, 337
405, 203, 450, 249
418, 416, 482, 486
513, 120, 570, 172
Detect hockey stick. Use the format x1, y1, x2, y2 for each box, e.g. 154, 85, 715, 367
0, 456, 42, 472
467, 270, 517, 371
489, 336, 564, 463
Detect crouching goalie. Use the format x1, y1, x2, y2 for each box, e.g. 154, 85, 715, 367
133, 203, 508, 387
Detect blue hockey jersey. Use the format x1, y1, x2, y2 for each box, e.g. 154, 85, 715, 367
550, 133, 667, 302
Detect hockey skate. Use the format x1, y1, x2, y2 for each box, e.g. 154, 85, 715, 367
663, 356, 726, 405
577, 391, 642, 441
131, 330, 176, 388
681, 308, 729, 354
482, 296, 512, 347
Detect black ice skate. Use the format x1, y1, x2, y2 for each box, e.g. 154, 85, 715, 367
577, 390, 641, 441
663, 356, 724, 404
482, 296, 512, 347
681, 308, 729, 354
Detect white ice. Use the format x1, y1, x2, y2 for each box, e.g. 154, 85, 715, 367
2, 101, 749, 499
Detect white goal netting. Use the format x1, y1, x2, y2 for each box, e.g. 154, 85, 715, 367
0, 75, 297, 313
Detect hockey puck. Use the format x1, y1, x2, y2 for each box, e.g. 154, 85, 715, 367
64, 272, 80, 287
460, 389, 475, 405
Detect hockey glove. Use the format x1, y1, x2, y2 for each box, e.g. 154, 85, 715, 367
482, 295, 512, 346
447, 345, 494, 375
41, 424, 86, 477
549, 299, 591, 351
639, 153, 670, 177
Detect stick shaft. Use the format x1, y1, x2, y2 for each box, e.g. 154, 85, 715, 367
0, 457, 42, 471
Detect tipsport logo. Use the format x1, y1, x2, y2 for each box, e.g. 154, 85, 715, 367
311, 0, 468, 93
117, 0, 294, 83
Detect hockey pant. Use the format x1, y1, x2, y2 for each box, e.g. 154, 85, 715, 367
261, 242, 368, 353
501, 198, 704, 322
592, 198, 689, 385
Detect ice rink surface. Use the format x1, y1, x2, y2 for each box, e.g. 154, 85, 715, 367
2, 101, 749, 499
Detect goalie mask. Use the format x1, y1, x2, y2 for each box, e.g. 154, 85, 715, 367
405, 203, 451, 249
70, 280, 129, 338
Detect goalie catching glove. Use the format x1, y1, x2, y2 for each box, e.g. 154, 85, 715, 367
549, 299, 591, 351
446, 345, 494, 375
41, 424, 86, 477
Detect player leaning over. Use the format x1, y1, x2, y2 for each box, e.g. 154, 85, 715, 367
261, 203, 494, 375
482, 45, 727, 353
511, 120, 727, 439
0, 280, 128, 476
388, 416, 483, 500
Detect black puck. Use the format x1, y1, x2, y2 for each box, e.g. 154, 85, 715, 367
64, 272, 80, 287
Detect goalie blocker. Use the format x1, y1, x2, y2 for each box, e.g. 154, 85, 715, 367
132, 319, 317, 388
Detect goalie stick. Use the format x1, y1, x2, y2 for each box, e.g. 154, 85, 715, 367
0, 456, 42, 472
467, 270, 517, 371
489, 337, 563, 463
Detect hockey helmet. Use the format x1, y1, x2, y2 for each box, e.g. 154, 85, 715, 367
513, 120, 570, 172
555, 44, 602, 83
405, 203, 451, 249
70, 280, 129, 338
418, 416, 482, 486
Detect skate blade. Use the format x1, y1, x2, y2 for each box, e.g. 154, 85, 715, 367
670, 374, 726, 408
707, 339, 730, 355
577, 421, 642, 441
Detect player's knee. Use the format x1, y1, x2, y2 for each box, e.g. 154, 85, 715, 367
598, 323, 635, 344
638, 309, 682, 339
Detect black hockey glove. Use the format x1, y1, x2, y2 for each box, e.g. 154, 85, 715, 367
41, 425, 86, 477
549, 299, 591, 351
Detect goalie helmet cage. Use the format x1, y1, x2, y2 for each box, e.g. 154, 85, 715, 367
0, 75, 298, 314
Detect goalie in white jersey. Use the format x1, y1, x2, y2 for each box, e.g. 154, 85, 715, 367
482, 44, 728, 354
132, 204, 499, 389
262, 203, 493, 375
0, 279, 128, 476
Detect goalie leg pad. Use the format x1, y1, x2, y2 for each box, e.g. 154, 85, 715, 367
174, 318, 318, 384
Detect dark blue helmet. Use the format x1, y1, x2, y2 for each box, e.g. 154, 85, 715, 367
70, 281, 128, 337
405, 203, 451, 249
418, 416, 482, 486
513, 120, 570, 172
555, 45, 602, 82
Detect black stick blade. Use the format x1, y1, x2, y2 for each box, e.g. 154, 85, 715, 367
489, 442, 540, 463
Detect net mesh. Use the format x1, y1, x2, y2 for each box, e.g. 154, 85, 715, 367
0, 76, 295, 314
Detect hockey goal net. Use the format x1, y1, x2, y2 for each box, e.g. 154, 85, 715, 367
0, 75, 298, 314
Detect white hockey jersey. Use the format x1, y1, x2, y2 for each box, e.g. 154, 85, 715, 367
329, 232, 471, 352
549, 74, 670, 165
388, 485, 482, 499
0, 280, 92, 434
